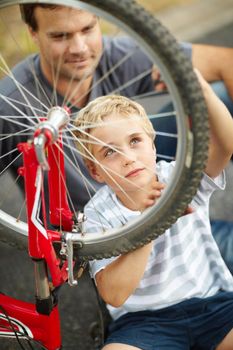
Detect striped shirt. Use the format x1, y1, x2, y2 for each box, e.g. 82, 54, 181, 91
85, 161, 233, 320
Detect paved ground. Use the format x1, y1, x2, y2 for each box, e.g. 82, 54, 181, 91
1, 1, 233, 349
155, 0, 233, 44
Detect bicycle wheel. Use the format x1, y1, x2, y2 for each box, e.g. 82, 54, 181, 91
0, 0, 208, 260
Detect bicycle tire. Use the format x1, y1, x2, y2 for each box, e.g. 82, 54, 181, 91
0, 0, 209, 260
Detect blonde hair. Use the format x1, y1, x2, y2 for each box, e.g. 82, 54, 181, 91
73, 95, 155, 163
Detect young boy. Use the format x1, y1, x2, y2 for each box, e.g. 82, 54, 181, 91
74, 71, 233, 350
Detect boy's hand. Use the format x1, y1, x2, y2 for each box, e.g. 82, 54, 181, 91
143, 177, 194, 217
143, 178, 165, 209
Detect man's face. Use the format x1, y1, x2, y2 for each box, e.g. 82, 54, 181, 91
30, 6, 103, 85
89, 113, 156, 199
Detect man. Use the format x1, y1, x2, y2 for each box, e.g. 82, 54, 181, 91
0, 4, 233, 264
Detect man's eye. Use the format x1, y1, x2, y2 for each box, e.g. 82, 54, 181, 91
51, 33, 68, 40
83, 25, 94, 33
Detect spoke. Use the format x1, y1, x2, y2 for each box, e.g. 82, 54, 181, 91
110, 67, 152, 95
61, 61, 93, 109
70, 114, 145, 130
16, 197, 26, 223
0, 127, 32, 141
0, 152, 22, 176
53, 141, 90, 224
26, 57, 54, 111
73, 135, 138, 207
62, 134, 131, 228
0, 94, 37, 125
0, 94, 47, 117
0, 115, 41, 120
50, 51, 66, 107
149, 111, 176, 119
0, 170, 26, 221
71, 110, 178, 146
157, 153, 175, 160
3, 77, 49, 115
70, 120, 140, 160
0, 114, 36, 130
70, 110, 177, 132
60, 141, 97, 193
63, 64, 93, 109
0, 65, 49, 115
0, 133, 31, 138
0, 12, 52, 113
61, 135, 127, 230
132, 90, 164, 100
156, 131, 177, 138
67, 131, 176, 157
71, 116, 177, 149
0, 55, 42, 122
70, 126, 155, 197
67, 47, 139, 109
70, 118, 148, 160
61, 135, 92, 198
63, 26, 121, 108
0, 147, 19, 159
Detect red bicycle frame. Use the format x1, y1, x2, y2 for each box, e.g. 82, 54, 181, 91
0, 135, 74, 349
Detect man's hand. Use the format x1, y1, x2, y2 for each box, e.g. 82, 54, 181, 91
152, 65, 167, 92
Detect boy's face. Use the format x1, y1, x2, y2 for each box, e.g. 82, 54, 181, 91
88, 113, 156, 198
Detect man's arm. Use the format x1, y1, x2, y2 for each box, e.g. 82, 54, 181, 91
196, 69, 233, 178
192, 44, 233, 100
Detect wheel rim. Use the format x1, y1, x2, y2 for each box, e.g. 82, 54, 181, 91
0, 0, 208, 259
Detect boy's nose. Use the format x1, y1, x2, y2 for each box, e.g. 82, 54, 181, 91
122, 151, 136, 167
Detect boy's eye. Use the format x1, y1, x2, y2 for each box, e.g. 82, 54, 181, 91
104, 148, 115, 157
130, 137, 140, 145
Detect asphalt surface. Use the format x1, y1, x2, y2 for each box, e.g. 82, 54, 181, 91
1, 1, 233, 349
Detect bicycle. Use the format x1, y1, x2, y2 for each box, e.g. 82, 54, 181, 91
0, 0, 208, 349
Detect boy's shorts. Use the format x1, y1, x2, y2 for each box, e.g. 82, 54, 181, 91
105, 291, 233, 349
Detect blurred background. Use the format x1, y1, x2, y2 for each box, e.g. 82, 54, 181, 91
0, 0, 233, 349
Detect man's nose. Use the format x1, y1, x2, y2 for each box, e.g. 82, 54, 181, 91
69, 34, 87, 54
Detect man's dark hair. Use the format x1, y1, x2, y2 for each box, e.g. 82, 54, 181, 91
20, 4, 59, 31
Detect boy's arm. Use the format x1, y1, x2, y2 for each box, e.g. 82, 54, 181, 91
95, 242, 153, 307
196, 69, 233, 178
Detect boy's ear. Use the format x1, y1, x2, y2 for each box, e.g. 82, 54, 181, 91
152, 140, 156, 152
87, 162, 105, 183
